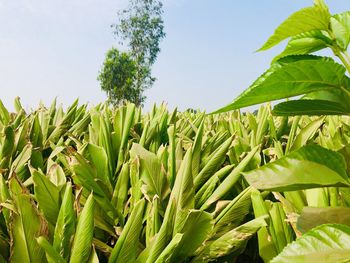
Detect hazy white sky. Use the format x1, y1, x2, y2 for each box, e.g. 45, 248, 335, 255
0, 0, 349, 112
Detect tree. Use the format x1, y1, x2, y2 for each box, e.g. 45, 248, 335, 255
112, 0, 166, 105
98, 48, 141, 105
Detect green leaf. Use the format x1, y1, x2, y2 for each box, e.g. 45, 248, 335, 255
172, 149, 194, 211
154, 234, 183, 263
212, 187, 253, 237
146, 196, 161, 246
271, 224, 350, 263
251, 189, 278, 262
109, 199, 146, 263
195, 165, 234, 209
145, 199, 177, 263
171, 210, 213, 261
10, 143, 32, 181
54, 183, 76, 261
244, 145, 350, 191
214, 57, 349, 113
0, 175, 10, 228
9, 178, 47, 263
297, 207, 350, 233
192, 217, 267, 262
31, 167, 60, 225
47, 164, 66, 189
273, 30, 331, 62
170, 149, 194, 235
0, 100, 10, 125
117, 103, 136, 172
290, 117, 325, 151
88, 246, 100, 263
87, 143, 112, 192
130, 144, 165, 200
273, 100, 350, 116
258, 3, 330, 51
70, 193, 95, 263
330, 12, 350, 50
0, 126, 14, 162
203, 146, 259, 208
37, 237, 66, 263
70, 152, 117, 221
194, 136, 232, 189
192, 120, 204, 177
167, 125, 176, 187
112, 163, 130, 221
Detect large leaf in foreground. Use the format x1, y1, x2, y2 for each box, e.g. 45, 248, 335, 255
272, 30, 331, 62
258, 2, 330, 51
330, 11, 350, 50
244, 145, 349, 191
271, 224, 350, 263
214, 57, 349, 113
297, 207, 350, 233
273, 100, 350, 116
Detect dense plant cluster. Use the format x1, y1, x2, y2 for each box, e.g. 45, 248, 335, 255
1, 99, 350, 262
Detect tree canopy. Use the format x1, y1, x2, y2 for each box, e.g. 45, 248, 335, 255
99, 0, 165, 106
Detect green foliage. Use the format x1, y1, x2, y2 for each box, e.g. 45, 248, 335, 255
0, 98, 300, 262
212, 0, 350, 261
2, 97, 350, 261
215, 0, 350, 116
97, 48, 141, 105
271, 224, 350, 263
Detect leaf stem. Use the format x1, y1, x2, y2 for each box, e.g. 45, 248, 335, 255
334, 49, 350, 76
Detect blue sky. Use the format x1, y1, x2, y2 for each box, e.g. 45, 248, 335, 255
0, 0, 349, 112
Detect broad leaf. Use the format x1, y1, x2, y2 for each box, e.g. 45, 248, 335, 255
331, 11, 350, 50
273, 100, 350, 116
259, 3, 330, 51
273, 30, 331, 62
271, 224, 350, 263
244, 145, 350, 191
297, 207, 350, 233
214, 57, 349, 113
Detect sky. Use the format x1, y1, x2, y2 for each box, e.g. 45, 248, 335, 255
0, 0, 349, 112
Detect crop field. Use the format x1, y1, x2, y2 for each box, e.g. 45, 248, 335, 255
1, 99, 350, 262
1, 0, 350, 262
